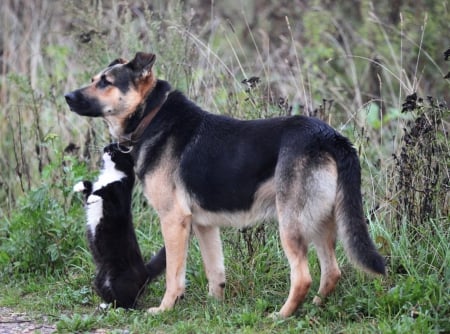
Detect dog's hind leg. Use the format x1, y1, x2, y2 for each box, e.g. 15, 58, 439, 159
311, 219, 341, 305
277, 223, 312, 318
193, 225, 226, 299
275, 153, 338, 317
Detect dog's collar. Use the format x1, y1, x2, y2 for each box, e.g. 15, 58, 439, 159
119, 91, 169, 148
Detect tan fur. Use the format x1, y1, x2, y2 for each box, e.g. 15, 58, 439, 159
312, 222, 341, 305
137, 74, 157, 100
192, 225, 225, 299
278, 228, 311, 317
142, 143, 193, 313
141, 143, 180, 216
191, 178, 276, 228
79, 65, 158, 139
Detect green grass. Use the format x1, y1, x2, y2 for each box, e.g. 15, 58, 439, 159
1, 220, 449, 333
1, 0, 449, 333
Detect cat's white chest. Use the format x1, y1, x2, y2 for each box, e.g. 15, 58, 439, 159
86, 153, 126, 237
93, 153, 126, 191
86, 194, 103, 237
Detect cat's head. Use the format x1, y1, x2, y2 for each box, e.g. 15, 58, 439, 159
102, 143, 135, 173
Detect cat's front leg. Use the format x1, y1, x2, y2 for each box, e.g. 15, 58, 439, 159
73, 181, 87, 192
86, 194, 102, 204
74, 181, 93, 201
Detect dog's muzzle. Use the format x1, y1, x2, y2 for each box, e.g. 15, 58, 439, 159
64, 90, 103, 117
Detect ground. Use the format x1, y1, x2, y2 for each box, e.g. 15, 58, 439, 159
0, 307, 55, 334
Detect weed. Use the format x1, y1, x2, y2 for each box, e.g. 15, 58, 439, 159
56, 313, 99, 333
393, 94, 449, 231
0, 138, 93, 276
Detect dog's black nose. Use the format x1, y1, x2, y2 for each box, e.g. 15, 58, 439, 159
64, 92, 76, 104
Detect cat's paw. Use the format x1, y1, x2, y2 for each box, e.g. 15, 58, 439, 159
73, 181, 86, 192
87, 194, 102, 204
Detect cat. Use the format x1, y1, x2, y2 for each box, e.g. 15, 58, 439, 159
74, 143, 166, 308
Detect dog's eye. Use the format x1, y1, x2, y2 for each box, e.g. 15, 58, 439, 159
97, 75, 112, 89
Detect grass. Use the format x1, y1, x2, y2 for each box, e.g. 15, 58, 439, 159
1, 0, 449, 333
1, 222, 449, 333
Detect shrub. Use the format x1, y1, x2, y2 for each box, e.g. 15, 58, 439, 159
0, 140, 93, 276
392, 94, 449, 232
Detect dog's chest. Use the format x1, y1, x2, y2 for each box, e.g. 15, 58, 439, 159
142, 166, 187, 216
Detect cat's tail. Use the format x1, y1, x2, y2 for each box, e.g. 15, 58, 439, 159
145, 247, 166, 281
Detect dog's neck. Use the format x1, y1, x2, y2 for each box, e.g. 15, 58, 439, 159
120, 80, 172, 146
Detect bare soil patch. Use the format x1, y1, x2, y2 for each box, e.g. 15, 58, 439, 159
0, 307, 55, 334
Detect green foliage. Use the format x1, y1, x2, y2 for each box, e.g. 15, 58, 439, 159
56, 313, 99, 333
377, 276, 450, 333
0, 138, 92, 276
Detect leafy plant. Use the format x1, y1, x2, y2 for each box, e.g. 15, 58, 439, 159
56, 313, 98, 333
0, 137, 93, 276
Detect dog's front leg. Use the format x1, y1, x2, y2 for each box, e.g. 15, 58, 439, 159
148, 212, 192, 314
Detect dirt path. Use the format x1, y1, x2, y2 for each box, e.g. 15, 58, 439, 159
0, 307, 56, 334
0, 307, 129, 334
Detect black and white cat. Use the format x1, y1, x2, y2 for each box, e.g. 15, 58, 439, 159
74, 143, 166, 308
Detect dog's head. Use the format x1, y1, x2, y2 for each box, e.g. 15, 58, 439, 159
65, 52, 157, 137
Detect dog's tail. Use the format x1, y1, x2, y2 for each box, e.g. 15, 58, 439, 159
145, 246, 166, 281
331, 135, 386, 276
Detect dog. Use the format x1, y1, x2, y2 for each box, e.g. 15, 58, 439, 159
74, 143, 166, 308
65, 52, 385, 318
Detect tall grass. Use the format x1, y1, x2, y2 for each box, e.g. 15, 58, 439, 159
0, 0, 449, 332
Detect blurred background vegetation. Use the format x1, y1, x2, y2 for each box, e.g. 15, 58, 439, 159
1, 0, 448, 207
0, 0, 448, 331
1, 0, 449, 277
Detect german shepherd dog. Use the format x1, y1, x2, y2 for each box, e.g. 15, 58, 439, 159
65, 52, 385, 317
74, 143, 166, 308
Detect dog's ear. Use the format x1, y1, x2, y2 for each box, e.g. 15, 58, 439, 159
127, 52, 156, 78
108, 58, 127, 67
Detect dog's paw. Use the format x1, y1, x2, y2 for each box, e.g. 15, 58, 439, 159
87, 194, 102, 204
268, 310, 290, 320
147, 306, 165, 314
268, 311, 282, 320
73, 181, 86, 192
312, 295, 323, 306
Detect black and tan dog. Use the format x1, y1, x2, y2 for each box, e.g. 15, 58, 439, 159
65, 52, 385, 318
